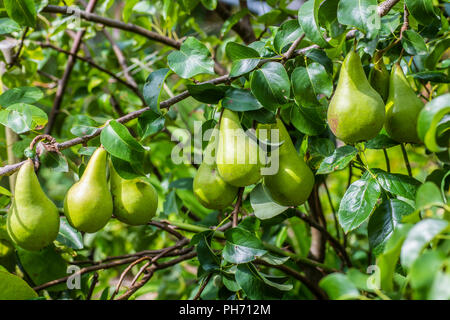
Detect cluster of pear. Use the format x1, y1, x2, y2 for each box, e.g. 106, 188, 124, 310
327, 50, 424, 144
7, 147, 158, 251
193, 109, 315, 210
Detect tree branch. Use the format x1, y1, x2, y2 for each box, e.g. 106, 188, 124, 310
215, 2, 256, 44
37, 41, 145, 104
0, 0, 400, 177
42, 5, 181, 49
45, 0, 99, 134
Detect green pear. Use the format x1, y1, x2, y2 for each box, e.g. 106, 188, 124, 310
110, 163, 158, 226
385, 64, 424, 143
369, 52, 390, 102
258, 119, 315, 206
327, 50, 385, 144
193, 131, 238, 209
64, 147, 113, 233
216, 109, 263, 187
7, 159, 60, 251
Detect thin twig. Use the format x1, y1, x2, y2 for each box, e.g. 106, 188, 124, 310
255, 259, 328, 300
86, 272, 99, 300
45, 0, 99, 134
0, 0, 401, 177
383, 148, 391, 173
193, 273, 212, 300
42, 5, 181, 49
232, 188, 245, 227
400, 143, 412, 177
9, 27, 29, 67
296, 210, 352, 268
323, 180, 340, 241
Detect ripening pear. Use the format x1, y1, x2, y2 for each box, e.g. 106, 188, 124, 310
369, 52, 390, 102
257, 119, 314, 206
110, 163, 158, 226
216, 109, 263, 187
193, 130, 238, 209
64, 147, 113, 233
7, 159, 60, 251
327, 50, 385, 144
385, 64, 424, 143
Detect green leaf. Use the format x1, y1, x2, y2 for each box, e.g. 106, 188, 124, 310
235, 263, 289, 299
401, 219, 449, 268
220, 9, 250, 38
56, 217, 83, 250
405, 0, 437, 25
415, 182, 444, 210
0, 18, 21, 35
0, 103, 48, 134
410, 250, 445, 299
167, 37, 215, 78
338, 175, 381, 233
39, 148, 69, 173
226, 42, 261, 77
17, 245, 67, 291
402, 30, 428, 56
417, 93, 450, 152
70, 125, 98, 137
4, 0, 36, 27
316, 145, 357, 174
138, 109, 165, 140
143, 68, 170, 112
110, 156, 143, 180
0, 271, 37, 300
250, 184, 288, 220
319, 273, 360, 300
122, 0, 139, 22
298, 0, 330, 48
337, 0, 380, 38
411, 71, 450, 83
187, 83, 228, 104
222, 88, 263, 112
200, 0, 217, 10
305, 49, 333, 74
377, 224, 412, 291
258, 252, 290, 266
250, 62, 290, 111
372, 168, 421, 201
196, 233, 220, 271
169, 178, 193, 190
273, 19, 302, 53
290, 104, 327, 136
428, 270, 450, 300
163, 189, 178, 216
368, 199, 414, 255
100, 120, 145, 163
291, 63, 333, 107
223, 227, 267, 264
0, 87, 43, 107
365, 133, 399, 149
425, 39, 450, 70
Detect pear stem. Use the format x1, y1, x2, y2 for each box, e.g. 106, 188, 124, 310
383, 148, 391, 173
400, 143, 413, 177
232, 188, 245, 228
323, 180, 340, 241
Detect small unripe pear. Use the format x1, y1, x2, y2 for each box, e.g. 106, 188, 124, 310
327, 50, 385, 144
216, 109, 263, 187
258, 119, 315, 206
7, 159, 60, 251
64, 147, 113, 233
110, 163, 158, 226
385, 64, 424, 143
193, 131, 238, 209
